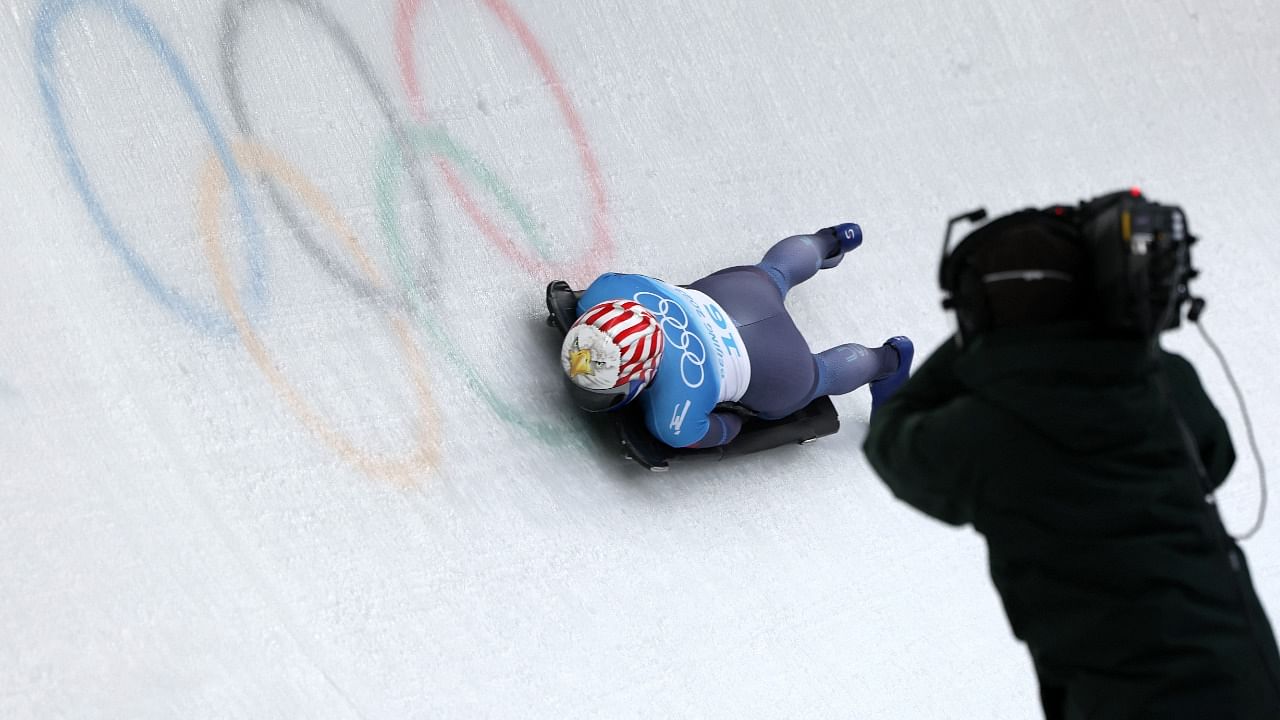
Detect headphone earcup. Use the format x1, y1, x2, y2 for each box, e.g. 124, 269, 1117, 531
942, 208, 1086, 340
954, 260, 989, 338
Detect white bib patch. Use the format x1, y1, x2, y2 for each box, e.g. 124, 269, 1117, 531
679, 288, 752, 403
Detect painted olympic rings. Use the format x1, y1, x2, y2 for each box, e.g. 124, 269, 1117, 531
375, 124, 576, 447
199, 140, 440, 481
219, 0, 438, 307
34, 0, 267, 336
35, 0, 613, 461
631, 292, 707, 389
394, 0, 611, 282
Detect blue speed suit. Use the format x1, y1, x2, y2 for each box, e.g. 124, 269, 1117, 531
577, 228, 901, 449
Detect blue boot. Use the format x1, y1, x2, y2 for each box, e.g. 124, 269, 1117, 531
827, 222, 863, 253
818, 222, 863, 269
870, 336, 913, 411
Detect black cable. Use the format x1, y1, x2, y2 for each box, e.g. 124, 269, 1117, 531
1195, 319, 1269, 541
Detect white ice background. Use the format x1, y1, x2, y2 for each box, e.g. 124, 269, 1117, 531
2, 0, 1279, 717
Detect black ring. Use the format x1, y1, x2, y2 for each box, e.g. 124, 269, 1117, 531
219, 0, 437, 308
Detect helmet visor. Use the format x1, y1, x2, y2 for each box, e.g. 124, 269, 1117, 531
565, 377, 632, 413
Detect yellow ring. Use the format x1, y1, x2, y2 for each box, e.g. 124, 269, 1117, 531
199, 140, 439, 483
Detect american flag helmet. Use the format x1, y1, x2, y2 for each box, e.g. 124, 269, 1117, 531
561, 299, 664, 410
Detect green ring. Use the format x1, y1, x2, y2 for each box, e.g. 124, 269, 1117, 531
375, 123, 576, 447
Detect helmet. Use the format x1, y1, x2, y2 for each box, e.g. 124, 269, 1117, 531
561, 299, 665, 412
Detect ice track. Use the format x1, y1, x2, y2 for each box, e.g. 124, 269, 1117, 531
2, 0, 1279, 716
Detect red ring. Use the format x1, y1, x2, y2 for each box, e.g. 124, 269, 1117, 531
395, 0, 611, 282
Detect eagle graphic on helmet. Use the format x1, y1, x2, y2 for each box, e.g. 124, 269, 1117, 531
560, 299, 665, 411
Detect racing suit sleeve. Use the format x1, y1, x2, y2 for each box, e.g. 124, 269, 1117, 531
688, 412, 745, 449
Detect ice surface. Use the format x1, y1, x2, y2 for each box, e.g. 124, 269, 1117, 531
2, 0, 1279, 717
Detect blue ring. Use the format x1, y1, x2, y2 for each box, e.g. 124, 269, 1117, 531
33, 0, 267, 335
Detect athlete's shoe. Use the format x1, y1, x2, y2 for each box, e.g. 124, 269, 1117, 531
818, 222, 863, 269
870, 335, 914, 412
827, 222, 863, 253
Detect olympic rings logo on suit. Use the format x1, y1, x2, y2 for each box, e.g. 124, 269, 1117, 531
631, 291, 707, 389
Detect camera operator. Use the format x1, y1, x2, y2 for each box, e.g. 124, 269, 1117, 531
862, 190, 1280, 719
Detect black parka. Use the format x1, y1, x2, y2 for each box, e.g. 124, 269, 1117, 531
863, 327, 1280, 719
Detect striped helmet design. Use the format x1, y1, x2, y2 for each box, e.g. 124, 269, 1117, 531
571, 299, 665, 387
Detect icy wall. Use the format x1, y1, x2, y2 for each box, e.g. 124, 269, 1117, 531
2, 0, 1279, 717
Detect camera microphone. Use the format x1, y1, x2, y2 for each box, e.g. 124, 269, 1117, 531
941, 207, 989, 270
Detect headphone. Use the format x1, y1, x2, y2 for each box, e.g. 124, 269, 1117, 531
939, 188, 1204, 344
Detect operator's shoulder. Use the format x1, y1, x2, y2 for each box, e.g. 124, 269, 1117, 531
935, 395, 1003, 429
879, 392, 1013, 442
1157, 349, 1210, 394
1157, 349, 1196, 373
